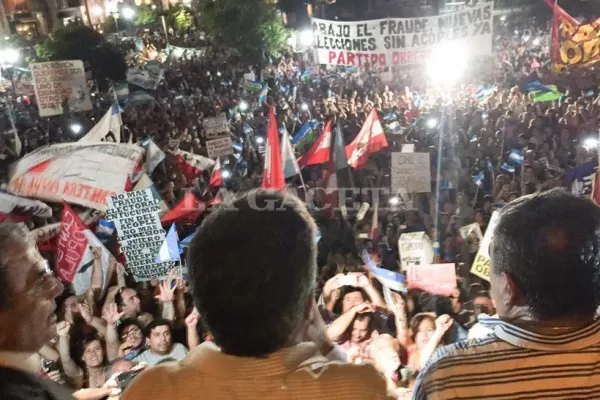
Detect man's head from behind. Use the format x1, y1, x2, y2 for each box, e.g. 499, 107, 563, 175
188, 190, 317, 357
0, 224, 63, 353
491, 189, 600, 321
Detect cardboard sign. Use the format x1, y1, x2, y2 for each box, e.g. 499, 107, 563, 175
203, 113, 229, 139
470, 211, 500, 281
206, 137, 233, 158
459, 223, 483, 254
106, 189, 176, 281
31, 60, 92, 117
398, 232, 434, 271
407, 263, 456, 296
391, 152, 431, 193
401, 144, 415, 153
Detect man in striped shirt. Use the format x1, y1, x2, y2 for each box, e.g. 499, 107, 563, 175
414, 189, 600, 400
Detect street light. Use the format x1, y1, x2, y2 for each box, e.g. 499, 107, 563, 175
91, 5, 103, 16
426, 42, 468, 86
0, 48, 20, 65
239, 100, 248, 112
221, 170, 232, 179
121, 6, 135, 20
299, 30, 313, 47
70, 123, 83, 135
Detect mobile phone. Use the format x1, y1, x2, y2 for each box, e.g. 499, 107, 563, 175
339, 274, 357, 287
116, 367, 144, 390
42, 359, 60, 374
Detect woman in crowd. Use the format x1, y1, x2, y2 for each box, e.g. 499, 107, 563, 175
407, 313, 454, 373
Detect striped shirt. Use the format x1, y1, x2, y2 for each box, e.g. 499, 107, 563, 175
413, 316, 600, 400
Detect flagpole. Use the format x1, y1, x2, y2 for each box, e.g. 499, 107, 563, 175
472, 184, 480, 208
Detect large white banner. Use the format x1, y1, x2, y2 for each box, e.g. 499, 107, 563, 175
31, 60, 92, 117
312, 2, 493, 66
8, 143, 143, 211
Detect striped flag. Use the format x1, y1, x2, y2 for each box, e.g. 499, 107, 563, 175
473, 171, 484, 186
155, 224, 180, 263
281, 125, 301, 179
261, 107, 285, 190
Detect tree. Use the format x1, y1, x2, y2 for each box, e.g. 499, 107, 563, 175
197, 0, 288, 66
135, 4, 158, 26
167, 4, 194, 33
34, 24, 126, 83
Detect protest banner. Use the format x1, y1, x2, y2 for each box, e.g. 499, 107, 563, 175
126, 67, 164, 90
312, 2, 493, 66
31, 60, 92, 117
552, 16, 600, 69
406, 263, 456, 296
203, 113, 229, 139
206, 137, 234, 158
0, 190, 53, 222
459, 222, 483, 253
106, 188, 176, 281
391, 152, 431, 193
398, 232, 434, 271
470, 211, 500, 281
8, 143, 143, 211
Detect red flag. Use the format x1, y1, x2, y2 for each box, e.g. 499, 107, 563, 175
161, 192, 207, 225
261, 107, 285, 190
174, 152, 215, 183
209, 159, 223, 188
297, 121, 332, 169
56, 203, 89, 283
346, 109, 388, 169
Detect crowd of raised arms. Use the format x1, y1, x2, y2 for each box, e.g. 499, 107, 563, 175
1, 1, 600, 399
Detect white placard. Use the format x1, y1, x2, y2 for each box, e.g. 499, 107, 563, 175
470, 211, 500, 281
391, 152, 431, 193
203, 113, 229, 138
312, 2, 493, 66
31, 60, 92, 117
206, 137, 233, 158
398, 232, 434, 271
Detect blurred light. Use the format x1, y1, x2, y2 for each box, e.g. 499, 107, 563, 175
500, 15, 506, 21
3, 36, 8, 40
426, 42, 467, 86
301, 103, 309, 111
426, 118, 438, 129
221, 170, 232, 179
216, 71, 221, 77
389, 197, 399, 205
299, 30, 313, 47
0, 48, 20, 65
523, 36, 530, 43
121, 6, 135, 19
70, 123, 83, 134
583, 137, 598, 150
182, 0, 191, 4
151, 4, 157, 8
239, 100, 248, 112
91, 5, 103, 16
255, 136, 265, 144
532, 38, 541, 46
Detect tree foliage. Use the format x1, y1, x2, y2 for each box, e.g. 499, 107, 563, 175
197, 0, 288, 66
34, 24, 126, 82
167, 4, 194, 33
135, 5, 158, 26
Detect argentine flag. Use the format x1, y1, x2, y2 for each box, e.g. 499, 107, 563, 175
155, 225, 180, 263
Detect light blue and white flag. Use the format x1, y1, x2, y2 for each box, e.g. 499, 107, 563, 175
155, 224, 180, 263
281, 125, 301, 179
258, 85, 269, 106
473, 171, 484, 186
509, 149, 524, 165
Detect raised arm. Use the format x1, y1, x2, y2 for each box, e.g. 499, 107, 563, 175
185, 309, 201, 349
56, 321, 82, 380
102, 303, 125, 361
326, 303, 373, 342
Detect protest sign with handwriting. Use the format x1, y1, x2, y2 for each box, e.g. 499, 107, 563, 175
398, 232, 434, 271
470, 211, 500, 281
391, 152, 431, 193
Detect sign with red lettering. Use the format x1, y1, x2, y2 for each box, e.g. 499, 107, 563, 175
8, 143, 143, 211
406, 263, 457, 296
311, 2, 493, 66
31, 60, 92, 117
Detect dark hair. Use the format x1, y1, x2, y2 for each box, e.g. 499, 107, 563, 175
410, 313, 437, 343
144, 318, 171, 337
491, 189, 600, 320
117, 318, 144, 339
188, 190, 317, 357
334, 286, 368, 315
339, 312, 375, 344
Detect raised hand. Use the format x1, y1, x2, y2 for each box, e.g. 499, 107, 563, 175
102, 303, 125, 325
185, 308, 200, 328
155, 280, 176, 303
56, 321, 71, 337
91, 247, 103, 260
78, 302, 93, 324
435, 314, 454, 334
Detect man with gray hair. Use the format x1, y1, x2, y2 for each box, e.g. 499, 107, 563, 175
124, 190, 394, 399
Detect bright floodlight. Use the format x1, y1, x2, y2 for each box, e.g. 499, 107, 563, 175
533, 38, 541, 46
426, 42, 468, 86
583, 137, 598, 150
427, 118, 438, 129
70, 123, 83, 134
221, 170, 232, 179
151, 4, 157, 9
301, 103, 309, 111
255, 136, 265, 144
239, 100, 248, 112
389, 197, 399, 205
0, 48, 20, 65
299, 30, 313, 47
500, 15, 506, 21
91, 5, 103, 16
121, 6, 135, 20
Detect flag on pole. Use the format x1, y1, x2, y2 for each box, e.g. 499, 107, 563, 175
531, 85, 562, 102
155, 224, 180, 263
473, 171, 485, 186
281, 125, 301, 179
297, 121, 332, 169
346, 109, 388, 169
509, 149, 524, 165
323, 123, 350, 215
209, 158, 223, 188
78, 104, 122, 143
261, 107, 285, 190
370, 200, 380, 243
140, 138, 166, 174
174, 150, 215, 182
161, 192, 206, 225
359, 249, 406, 292
258, 85, 269, 106
291, 120, 320, 144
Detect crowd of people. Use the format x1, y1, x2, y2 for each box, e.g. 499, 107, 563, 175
0, 2, 600, 399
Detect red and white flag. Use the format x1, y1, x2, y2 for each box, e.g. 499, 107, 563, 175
261, 107, 285, 190
174, 150, 215, 183
297, 121, 332, 169
161, 192, 207, 225
346, 109, 388, 169
209, 158, 223, 188
55, 203, 111, 295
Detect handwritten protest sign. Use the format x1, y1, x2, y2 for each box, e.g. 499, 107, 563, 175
203, 113, 229, 139
206, 137, 233, 158
459, 223, 483, 253
398, 232, 434, 271
391, 152, 431, 193
407, 263, 456, 296
31, 60, 92, 117
312, 2, 493, 66
106, 189, 177, 281
470, 211, 500, 281
8, 143, 143, 211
